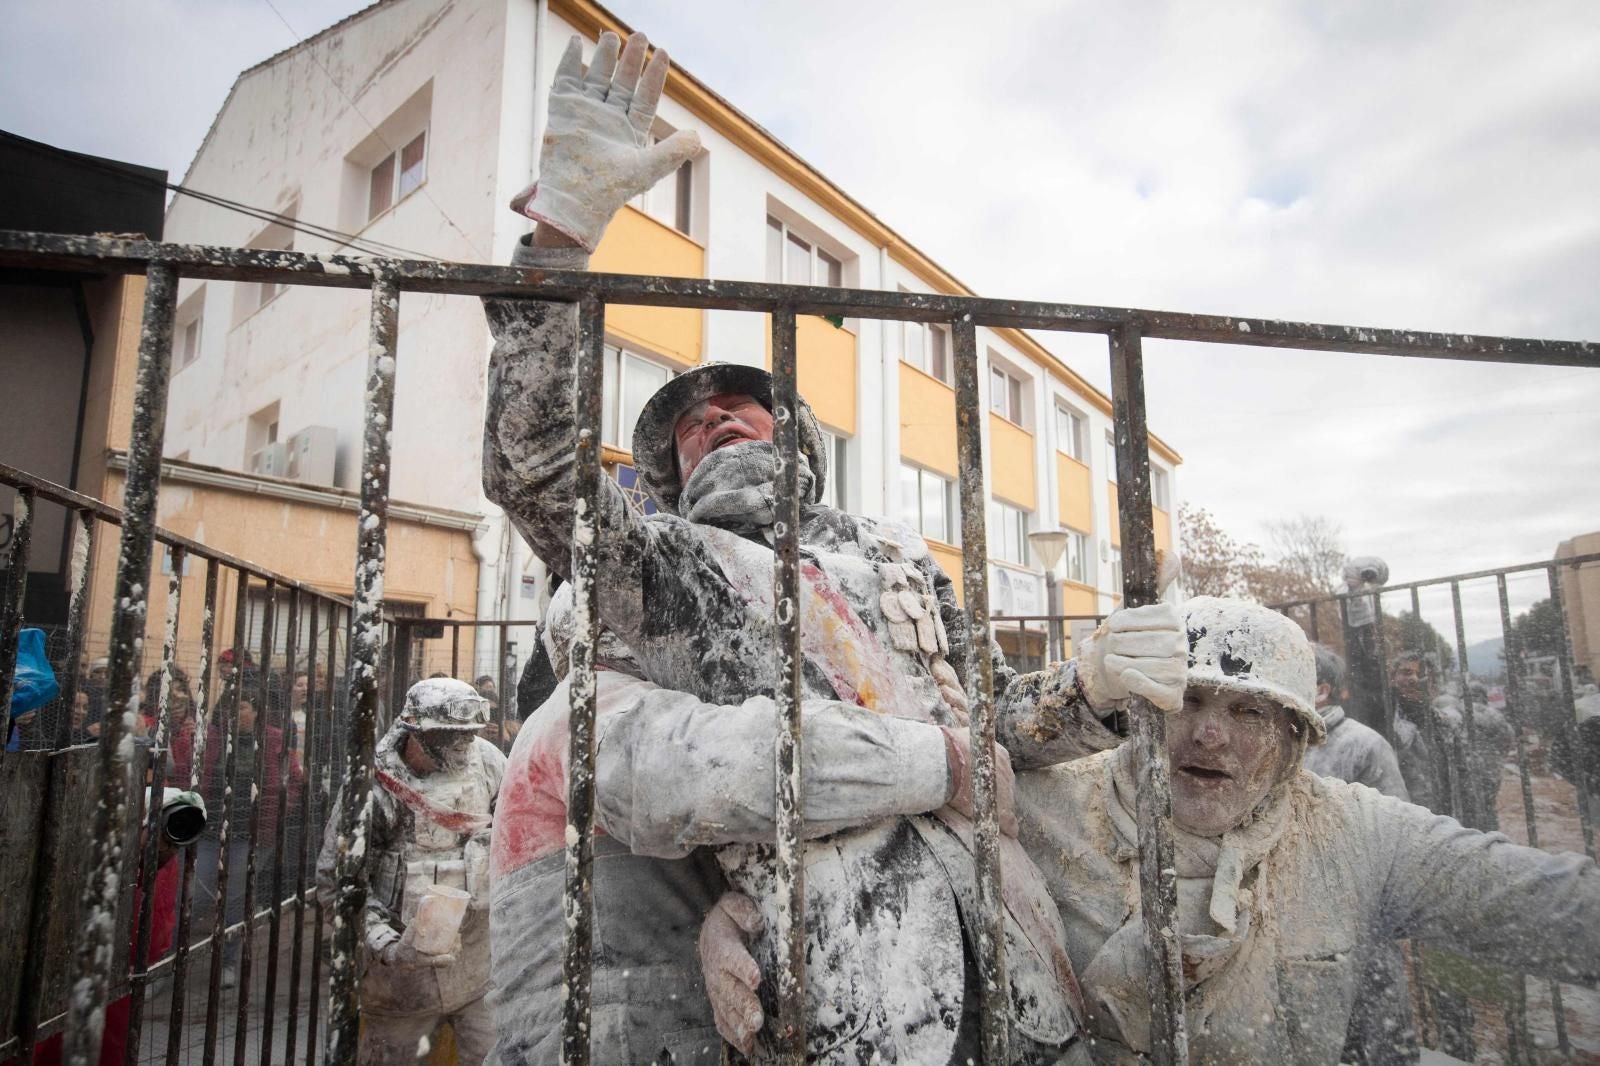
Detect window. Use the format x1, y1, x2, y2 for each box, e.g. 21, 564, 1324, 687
1110, 546, 1123, 591
633, 132, 694, 235
988, 500, 1031, 566
899, 295, 952, 383
900, 464, 958, 545
245, 401, 281, 469
818, 430, 849, 510
368, 131, 427, 222
1150, 466, 1171, 511
238, 220, 294, 319
1054, 403, 1085, 461
601, 345, 675, 452
989, 360, 1026, 425
766, 215, 844, 286
175, 286, 205, 370
1105, 433, 1118, 483
1064, 529, 1089, 584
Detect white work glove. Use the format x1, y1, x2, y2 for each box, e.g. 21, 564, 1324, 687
1077, 603, 1188, 714
940, 726, 1018, 837
511, 31, 701, 252
372, 922, 457, 969
699, 892, 765, 1055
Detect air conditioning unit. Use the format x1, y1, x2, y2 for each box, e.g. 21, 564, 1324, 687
286, 425, 337, 485
249, 442, 289, 478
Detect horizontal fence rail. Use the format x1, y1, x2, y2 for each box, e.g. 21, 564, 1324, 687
1, 230, 1597, 1066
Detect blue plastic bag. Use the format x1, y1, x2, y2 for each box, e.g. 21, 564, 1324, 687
7, 628, 59, 750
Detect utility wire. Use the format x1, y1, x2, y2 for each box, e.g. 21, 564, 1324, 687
3, 129, 441, 261
259, 0, 489, 262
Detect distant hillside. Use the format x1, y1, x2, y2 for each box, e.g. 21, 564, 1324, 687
1466, 637, 1505, 679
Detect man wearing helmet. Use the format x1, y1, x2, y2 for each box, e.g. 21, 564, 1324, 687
481, 28, 1189, 1065
699, 597, 1600, 1064
317, 678, 506, 1064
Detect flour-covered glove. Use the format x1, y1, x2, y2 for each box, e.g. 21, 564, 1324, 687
699, 892, 764, 1055
510, 31, 701, 252
1077, 603, 1188, 714
372, 921, 457, 969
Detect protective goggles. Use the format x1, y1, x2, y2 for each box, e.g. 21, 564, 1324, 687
405, 693, 491, 728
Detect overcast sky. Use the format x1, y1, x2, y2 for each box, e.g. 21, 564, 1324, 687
4, 0, 1597, 642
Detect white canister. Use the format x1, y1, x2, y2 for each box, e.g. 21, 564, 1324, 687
409, 885, 471, 955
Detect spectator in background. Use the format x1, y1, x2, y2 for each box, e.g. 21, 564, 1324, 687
196, 695, 302, 987
1389, 650, 1442, 812
5, 629, 58, 752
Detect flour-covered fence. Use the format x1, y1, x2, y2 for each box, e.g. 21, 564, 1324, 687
0, 230, 1595, 1065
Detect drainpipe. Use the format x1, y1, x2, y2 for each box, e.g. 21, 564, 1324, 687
470, 514, 498, 680
531, 0, 549, 185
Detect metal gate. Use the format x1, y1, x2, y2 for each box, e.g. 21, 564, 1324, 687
0, 229, 1595, 1065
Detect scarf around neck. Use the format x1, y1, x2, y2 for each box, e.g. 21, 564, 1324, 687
679, 440, 815, 534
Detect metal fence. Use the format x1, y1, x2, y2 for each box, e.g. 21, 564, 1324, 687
0, 228, 1596, 1065
1269, 555, 1600, 1061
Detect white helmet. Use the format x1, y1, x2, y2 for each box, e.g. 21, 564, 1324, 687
1182, 597, 1325, 744
397, 677, 490, 732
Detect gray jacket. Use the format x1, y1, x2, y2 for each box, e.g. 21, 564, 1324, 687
1017, 748, 1600, 1065
1304, 705, 1409, 800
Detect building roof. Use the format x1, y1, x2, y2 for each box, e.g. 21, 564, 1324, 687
1, 130, 167, 240
179, 0, 1181, 464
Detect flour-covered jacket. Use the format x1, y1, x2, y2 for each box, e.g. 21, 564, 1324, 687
490, 668, 955, 1064
1017, 746, 1600, 1065
482, 238, 1088, 1063
1303, 704, 1408, 800
316, 728, 506, 1017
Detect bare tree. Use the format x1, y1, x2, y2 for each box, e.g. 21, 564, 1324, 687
1178, 503, 1261, 598
1264, 515, 1346, 595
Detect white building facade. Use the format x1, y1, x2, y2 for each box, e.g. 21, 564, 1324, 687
163, 0, 1180, 675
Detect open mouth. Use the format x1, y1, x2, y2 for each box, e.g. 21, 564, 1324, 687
1178, 764, 1233, 783
709, 427, 750, 451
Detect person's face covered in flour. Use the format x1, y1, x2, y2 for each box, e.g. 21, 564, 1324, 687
673, 393, 775, 481
395, 677, 490, 775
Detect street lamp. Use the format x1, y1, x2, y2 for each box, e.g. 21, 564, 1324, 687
1029, 529, 1070, 663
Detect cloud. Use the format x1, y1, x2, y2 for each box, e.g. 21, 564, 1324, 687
5, 0, 1596, 605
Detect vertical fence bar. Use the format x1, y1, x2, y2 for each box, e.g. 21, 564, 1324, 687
768, 306, 808, 1064
1546, 565, 1596, 858
205, 571, 250, 1066
261, 586, 300, 1066
284, 594, 319, 1066
0, 487, 36, 724
1107, 322, 1187, 1066
451, 624, 461, 680
561, 296, 606, 1066
167, 556, 220, 1066
1496, 575, 1540, 846
327, 276, 400, 1064
307, 609, 341, 1061
53, 509, 97, 750
497, 628, 512, 751
65, 259, 177, 1066
952, 314, 1009, 1063
234, 580, 276, 1066
123, 545, 185, 1065
1410, 587, 1459, 819
1372, 589, 1397, 747
1448, 582, 1482, 827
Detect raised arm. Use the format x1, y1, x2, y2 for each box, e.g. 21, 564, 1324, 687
1374, 790, 1600, 986
480, 31, 700, 633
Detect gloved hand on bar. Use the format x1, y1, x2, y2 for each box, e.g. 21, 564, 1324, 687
510, 30, 701, 252
699, 891, 765, 1056
1077, 602, 1188, 714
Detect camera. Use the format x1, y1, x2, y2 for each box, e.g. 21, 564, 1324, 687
154, 787, 208, 846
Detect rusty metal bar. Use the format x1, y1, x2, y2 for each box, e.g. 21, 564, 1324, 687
284, 594, 319, 1066
166, 556, 220, 1066
53, 508, 97, 750
232, 579, 276, 1065
3, 231, 1597, 367
1268, 551, 1600, 612
497, 627, 512, 751
561, 295, 606, 1066
260, 585, 300, 1066
1496, 574, 1540, 846
1545, 566, 1596, 858
205, 570, 250, 1065
953, 314, 1009, 1063
307, 608, 340, 1060
451, 623, 461, 679
1371, 590, 1398, 746
768, 306, 808, 1064
123, 545, 186, 1064
327, 277, 400, 1063
1107, 323, 1188, 1066
0, 487, 36, 734
1448, 582, 1483, 829
0, 461, 355, 604
64, 258, 177, 1066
